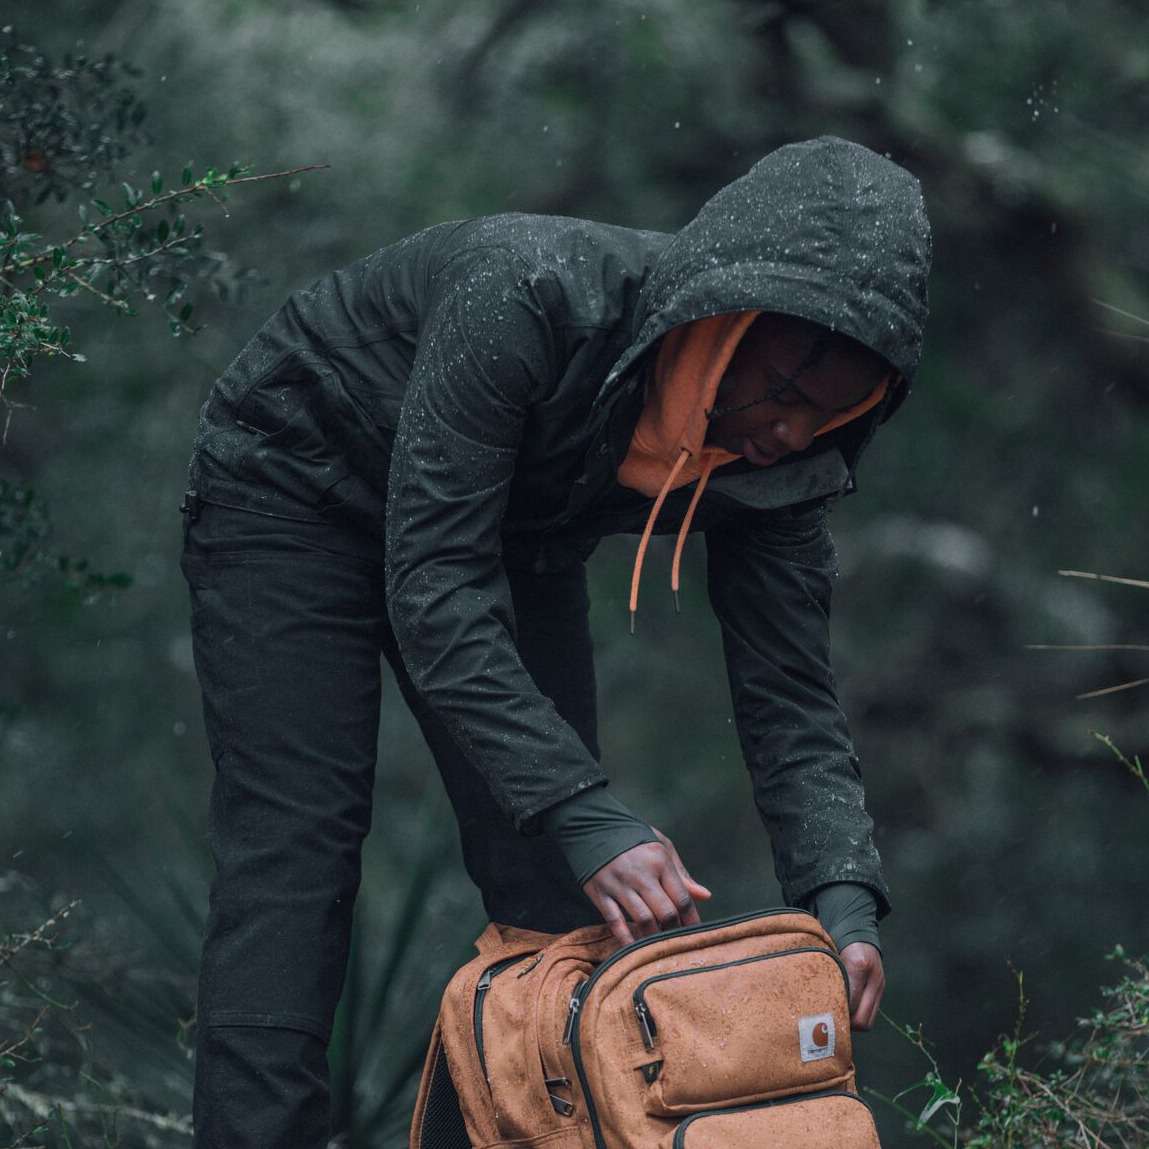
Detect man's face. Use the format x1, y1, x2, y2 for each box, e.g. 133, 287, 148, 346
704, 313, 891, 466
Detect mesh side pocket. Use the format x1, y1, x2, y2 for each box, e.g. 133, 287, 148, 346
417, 1042, 473, 1149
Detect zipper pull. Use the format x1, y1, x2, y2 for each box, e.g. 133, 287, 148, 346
476, 967, 494, 992
562, 981, 587, 1045
634, 1000, 656, 1050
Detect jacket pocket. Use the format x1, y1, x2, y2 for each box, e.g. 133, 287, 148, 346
632, 947, 853, 1115
660, 1092, 880, 1149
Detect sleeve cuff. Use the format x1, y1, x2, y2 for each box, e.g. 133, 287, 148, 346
541, 783, 658, 886
800, 881, 881, 955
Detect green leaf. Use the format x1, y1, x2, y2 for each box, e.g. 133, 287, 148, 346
181, 162, 194, 186
157, 219, 169, 242
179, 302, 193, 322
151, 170, 163, 194
93, 199, 113, 216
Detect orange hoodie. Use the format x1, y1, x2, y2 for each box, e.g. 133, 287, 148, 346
616, 311, 888, 630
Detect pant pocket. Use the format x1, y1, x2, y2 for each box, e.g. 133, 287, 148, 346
205, 1009, 331, 1042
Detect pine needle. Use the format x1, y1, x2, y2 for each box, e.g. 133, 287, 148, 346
1076, 677, 1149, 700
1091, 298, 1149, 328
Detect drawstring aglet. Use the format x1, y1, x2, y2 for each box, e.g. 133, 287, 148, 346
629, 609, 637, 636
672, 589, 681, 614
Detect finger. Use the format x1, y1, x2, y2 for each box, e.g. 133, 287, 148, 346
852, 966, 885, 1031
586, 886, 634, 948
842, 949, 884, 1031
614, 887, 661, 940
652, 829, 713, 901
846, 964, 865, 1017
685, 877, 713, 901
633, 874, 687, 932
655, 863, 700, 928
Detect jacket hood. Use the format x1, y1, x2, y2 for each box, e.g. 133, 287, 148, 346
600, 136, 932, 408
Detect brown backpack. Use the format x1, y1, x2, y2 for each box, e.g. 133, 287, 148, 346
410, 908, 881, 1149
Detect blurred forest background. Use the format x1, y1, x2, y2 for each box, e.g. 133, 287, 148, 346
2, 0, 1147, 1145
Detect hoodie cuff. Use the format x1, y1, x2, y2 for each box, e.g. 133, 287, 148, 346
801, 882, 881, 955
540, 783, 659, 886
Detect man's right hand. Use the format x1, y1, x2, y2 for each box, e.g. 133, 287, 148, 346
582, 828, 712, 948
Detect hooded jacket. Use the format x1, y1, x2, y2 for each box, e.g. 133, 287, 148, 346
187, 136, 932, 916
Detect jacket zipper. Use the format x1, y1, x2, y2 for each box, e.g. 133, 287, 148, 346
671, 1090, 875, 1149
630, 945, 850, 1051
563, 907, 816, 1149
474, 955, 527, 1083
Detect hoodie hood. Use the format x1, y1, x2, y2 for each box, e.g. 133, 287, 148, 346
599, 136, 932, 410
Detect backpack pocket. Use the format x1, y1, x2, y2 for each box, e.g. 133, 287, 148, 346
632, 947, 853, 1114
660, 1093, 880, 1149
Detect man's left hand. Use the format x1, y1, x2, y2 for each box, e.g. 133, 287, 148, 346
840, 941, 884, 1030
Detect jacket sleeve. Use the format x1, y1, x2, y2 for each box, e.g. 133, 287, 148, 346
705, 500, 891, 917
385, 249, 608, 832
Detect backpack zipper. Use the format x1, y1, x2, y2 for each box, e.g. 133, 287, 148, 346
671, 1090, 875, 1149
565, 907, 815, 1149
474, 955, 527, 1083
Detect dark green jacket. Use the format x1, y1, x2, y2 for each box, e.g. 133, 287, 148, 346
189, 136, 931, 916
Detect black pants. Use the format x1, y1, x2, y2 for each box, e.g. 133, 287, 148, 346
179, 498, 600, 1148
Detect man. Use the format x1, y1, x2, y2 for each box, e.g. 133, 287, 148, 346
179, 135, 931, 1147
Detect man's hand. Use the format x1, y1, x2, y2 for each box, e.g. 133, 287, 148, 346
582, 828, 712, 949
840, 941, 884, 1030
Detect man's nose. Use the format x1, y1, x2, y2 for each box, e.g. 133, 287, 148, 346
773, 414, 817, 454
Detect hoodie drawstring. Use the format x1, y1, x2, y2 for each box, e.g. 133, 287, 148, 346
629, 447, 690, 633
629, 448, 719, 632
670, 453, 717, 613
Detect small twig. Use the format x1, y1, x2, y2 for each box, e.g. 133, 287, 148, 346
1091, 731, 1149, 794
202, 184, 230, 218
1095, 328, 1149, 343
15, 163, 329, 265
1076, 677, 1149, 700
208, 161, 329, 189
63, 270, 131, 311
0, 898, 81, 966
72, 230, 198, 271
1092, 299, 1149, 329
1026, 644, 1149, 652
0, 1003, 52, 1062
1058, 570, 1149, 591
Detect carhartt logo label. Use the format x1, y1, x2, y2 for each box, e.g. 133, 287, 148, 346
798, 1013, 835, 1062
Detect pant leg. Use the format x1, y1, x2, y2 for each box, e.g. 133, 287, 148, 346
380, 562, 603, 934
180, 499, 388, 1149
